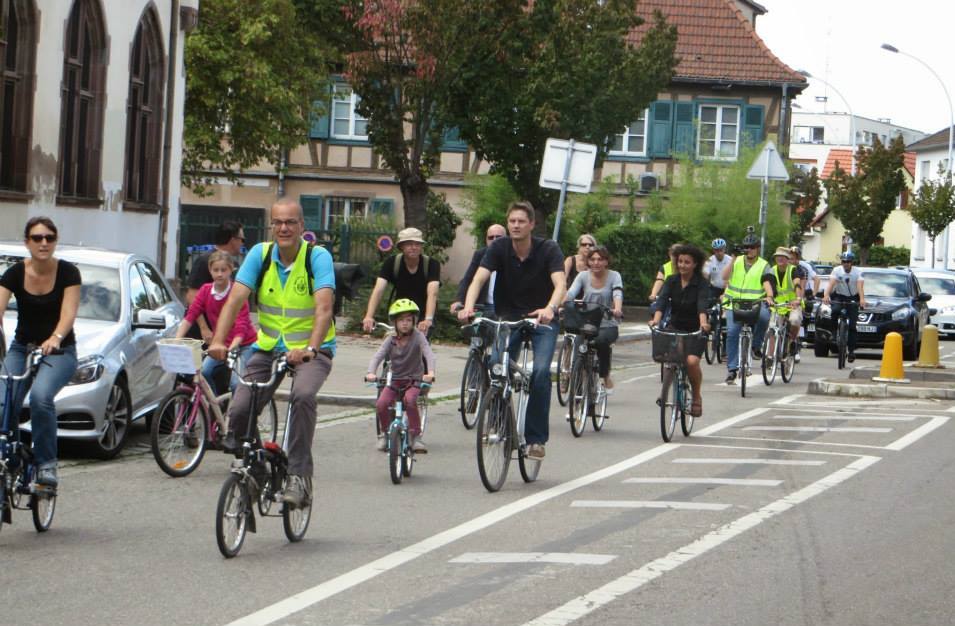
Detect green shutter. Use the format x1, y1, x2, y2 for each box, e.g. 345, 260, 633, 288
648, 101, 673, 157
442, 126, 468, 152
369, 198, 395, 223
300, 195, 324, 231
742, 104, 765, 147
672, 101, 696, 155
309, 83, 333, 139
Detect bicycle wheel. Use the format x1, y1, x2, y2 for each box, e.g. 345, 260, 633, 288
567, 359, 589, 438
260, 398, 279, 443
0, 477, 6, 535
715, 318, 725, 363
739, 332, 750, 398
837, 318, 848, 370
388, 427, 403, 485
781, 338, 796, 383
476, 386, 511, 493
761, 328, 778, 386
518, 443, 541, 483
556, 335, 573, 407
216, 473, 250, 558
680, 371, 695, 437
151, 390, 208, 478
459, 352, 486, 429
659, 366, 678, 442
31, 491, 56, 532
282, 476, 312, 543
374, 361, 389, 436
592, 376, 608, 432
704, 329, 715, 364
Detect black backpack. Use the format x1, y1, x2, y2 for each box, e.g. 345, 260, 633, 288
256, 242, 365, 315
388, 252, 432, 304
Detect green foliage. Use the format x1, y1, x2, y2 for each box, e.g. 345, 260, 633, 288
661, 142, 790, 253
424, 191, 463, 264
461, 174, 519, 246
824, 136, 907, 264
789, 167, 822, 245
593, 222, 688, 304
341, 282, 468, 344
866, 245, 911, 268
182, 0, 330, 193
448, 1, 678, 222
906, 166, 955, 266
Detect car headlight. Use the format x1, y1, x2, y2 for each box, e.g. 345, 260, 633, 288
818, 304, 832, 319
69, 354, 105, 385
891, 307, 911, 321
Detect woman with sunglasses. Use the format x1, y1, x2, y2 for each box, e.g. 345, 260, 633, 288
0, 217, 80, 487
564, 234, 597, 289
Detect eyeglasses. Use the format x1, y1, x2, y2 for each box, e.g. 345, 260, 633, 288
234, 235, 246, 242
270, 219, 300, 229
28, 234, 57, 243
486, 235, 503, 242
579, 242, 595, 248
743, 245, 757, 250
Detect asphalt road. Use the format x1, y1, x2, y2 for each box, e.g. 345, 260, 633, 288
3, 340, 955, 626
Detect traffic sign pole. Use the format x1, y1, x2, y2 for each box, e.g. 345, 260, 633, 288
551, 139, 575, 241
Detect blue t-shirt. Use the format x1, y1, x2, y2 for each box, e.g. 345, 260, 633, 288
236, 241, 337, 354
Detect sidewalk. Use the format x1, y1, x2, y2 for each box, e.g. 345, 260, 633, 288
808, 363, 955, 399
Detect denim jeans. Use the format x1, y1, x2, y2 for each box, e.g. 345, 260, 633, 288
200, 343, 254, 395
1, 342, 77, 467
725, 304, 770, 372
831, 300, 859, 351
594, 326, 618, 378
491, 320, 558, 446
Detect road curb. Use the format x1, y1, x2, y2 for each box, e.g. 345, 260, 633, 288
807, 377, 955, 399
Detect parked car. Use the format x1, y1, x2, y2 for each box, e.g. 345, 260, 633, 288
812, 266, 932, 360
0, 243, 184, 458
912, 268, 955, 337
804, 270, 831, 345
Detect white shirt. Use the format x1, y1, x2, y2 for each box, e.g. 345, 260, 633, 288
829, 265, 862, 298
703, 254, 733, 289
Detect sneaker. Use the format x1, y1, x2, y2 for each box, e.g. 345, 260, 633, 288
794, 353, 801, 363
604, 374, 614, 390
35, 466, 58, 487
376, 434, 387, 452
526, 444, 545, 460
281, 475, 311, 509
219, 433, 241, 456
847, 351, 856, 363
724, 370, 738, 384
412, 438, 428, 454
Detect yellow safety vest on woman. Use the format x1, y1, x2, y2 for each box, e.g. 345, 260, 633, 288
773, 264, 797, 313
724, 256, 768, 302
256, 241, 335, 350
663, 260, 674, 278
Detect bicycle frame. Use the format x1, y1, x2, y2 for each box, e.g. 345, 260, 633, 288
486, 318, 535, 449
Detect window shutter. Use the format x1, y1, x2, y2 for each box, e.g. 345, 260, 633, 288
309, 84, 333, 139
369, 198, 395, 220
672, 101, 696, 155
648, 101, 673, 157
300, 194, 324, 231
441, 126, 468, 152
742, 104, 765, 147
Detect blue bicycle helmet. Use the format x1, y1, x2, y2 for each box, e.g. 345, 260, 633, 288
711, 238, 727, 250
840, 251, 856, 262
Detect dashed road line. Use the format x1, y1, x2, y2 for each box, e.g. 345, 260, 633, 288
673, 457, 827, 466
449, 553, 616, 565
623, 477, 782, 487
571, 500, 732, 511
741, 426, 893, 434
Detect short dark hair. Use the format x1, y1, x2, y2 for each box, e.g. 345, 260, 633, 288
506, 201, 536, 223
214, 220, 243, 246
587, 245, 612, 265
24, 216, 57, 240
674, 243, 705, 276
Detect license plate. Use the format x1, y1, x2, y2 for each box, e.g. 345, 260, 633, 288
857, 324, 877, 333
807, 323, 815, 331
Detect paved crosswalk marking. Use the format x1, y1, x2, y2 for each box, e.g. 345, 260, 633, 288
770, 413, 917, 422
449, 553, 616, 565
673, 457, 827, 466
742, 426, 893, 433
623, 477, 782, 487
571, 500, 732, 511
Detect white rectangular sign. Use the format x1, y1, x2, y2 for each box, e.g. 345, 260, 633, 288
539, 138, 598, 194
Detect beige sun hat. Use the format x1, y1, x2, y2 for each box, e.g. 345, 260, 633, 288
772, 246, 793, 259
396, 227, 426, 247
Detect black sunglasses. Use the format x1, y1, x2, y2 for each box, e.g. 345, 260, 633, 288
29, 234, 57, 243
486, 235, 503, 241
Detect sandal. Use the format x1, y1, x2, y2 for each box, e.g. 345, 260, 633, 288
690, 400, 703, 417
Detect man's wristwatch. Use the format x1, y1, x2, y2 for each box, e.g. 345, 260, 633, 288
306, 346, 318, 357
425, 316, 434, 322
550, 304, 559, 314
53, 332, 64, 340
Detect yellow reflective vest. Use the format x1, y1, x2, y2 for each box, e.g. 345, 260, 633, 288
724, 256, 768, 302
663, 260, 675, 278
772, 264, 797, 313
256, 241, 335, 351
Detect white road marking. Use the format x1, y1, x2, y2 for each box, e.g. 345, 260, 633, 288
770, 413, 917, 422
697, 435, 889, 451
884, 415, 950, 450
449, 552, 616, 565
522, 455, 881, 626
623, 477, 782, 487
694, 407, 768, 436
769, 394, 802, 405
571, 500, 731, 511
741, 426, 893, 434
620, 372, 660, 384
673, 457, 826, 466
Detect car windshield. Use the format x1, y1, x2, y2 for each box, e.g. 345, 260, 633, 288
918, 276, 955, 296
863, 272, 909, 298
0, 255, 121, 322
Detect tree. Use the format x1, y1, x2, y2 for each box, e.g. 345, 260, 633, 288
448, 0, 678, 226
461, 173, 519, 246
824, 136, 906, 264
905, 165, 955, 267
182, 0, 331, 193
424, 190, 463, 264
789, 167, 822, 245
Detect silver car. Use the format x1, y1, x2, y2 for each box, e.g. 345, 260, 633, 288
912, 269, 955, 337
0, 243, 184, 458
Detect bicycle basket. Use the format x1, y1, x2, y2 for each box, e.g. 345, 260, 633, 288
562, 302, 604, 337
651, 330, 703, 364
731, 300, 761, 326
158, 338, 204, 375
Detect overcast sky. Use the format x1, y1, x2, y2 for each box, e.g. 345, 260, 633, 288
756, 0, 955, 135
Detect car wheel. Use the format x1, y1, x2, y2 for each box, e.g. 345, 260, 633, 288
91, 377, 132, 459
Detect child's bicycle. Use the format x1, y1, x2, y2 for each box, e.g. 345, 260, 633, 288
371, 369, 432, 484
215, 352, 310, 558
152, 339, 278, 477
0, 346, 60, 534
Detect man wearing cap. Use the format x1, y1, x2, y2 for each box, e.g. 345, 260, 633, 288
363, 227, 441, 336
721, 234, 773, 383
765, 247, 805, 352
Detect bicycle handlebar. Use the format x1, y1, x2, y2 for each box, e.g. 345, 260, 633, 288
232, 353, 290, 390
0, 347, 62, 381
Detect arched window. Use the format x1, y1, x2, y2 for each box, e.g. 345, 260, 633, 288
124, 8, 164, 208
0, 0, 37, 193
58, 0, 107, 203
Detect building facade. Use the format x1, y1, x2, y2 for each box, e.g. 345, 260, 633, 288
908, 128, 954, 269
0, 0, 195, 276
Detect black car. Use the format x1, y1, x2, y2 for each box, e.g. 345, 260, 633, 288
813, 267, 932, 360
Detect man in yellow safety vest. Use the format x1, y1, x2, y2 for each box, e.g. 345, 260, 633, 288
720, 232, 774, 384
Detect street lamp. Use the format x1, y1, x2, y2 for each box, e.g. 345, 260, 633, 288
798, 69, 856, 174
880, 43, 953, 178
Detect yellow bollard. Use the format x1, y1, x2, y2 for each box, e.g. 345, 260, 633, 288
872, 331, 909, 383
915, 325, 942, 368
